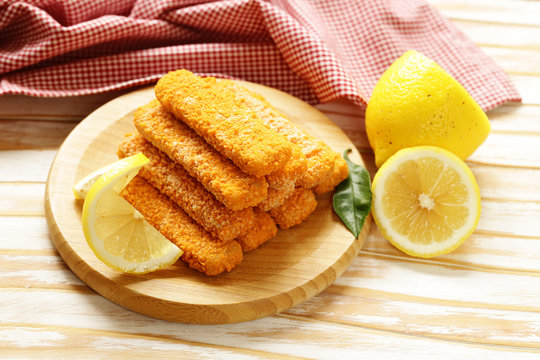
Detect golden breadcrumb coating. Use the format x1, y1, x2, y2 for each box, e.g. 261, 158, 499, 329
155, 69, 292, 177
265, 144, 307, 190
269, 188, 318, 229
236, 209, 277, 252
121, 176, 243, 276
296, 145, 335, 189
118, 132, 256, 242
312, 153, 349, 195
133, 100, 267, 211
218, 79, 335, 188
257, 182, 295, 212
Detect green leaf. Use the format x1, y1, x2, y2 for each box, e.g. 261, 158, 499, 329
333, 149, 372, 238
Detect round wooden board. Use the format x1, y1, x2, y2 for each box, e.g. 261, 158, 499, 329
45, 82, 371, 324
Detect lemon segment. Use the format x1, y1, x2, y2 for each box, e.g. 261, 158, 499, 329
366, 50, 491, 168
81, 153, 182, 274
372, 146, 481, 258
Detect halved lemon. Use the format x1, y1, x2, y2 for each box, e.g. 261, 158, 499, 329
366, 50, 490, 168
80, 153, 182, 274
371, 146, 481, 258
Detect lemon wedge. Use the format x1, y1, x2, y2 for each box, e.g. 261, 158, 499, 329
80, 153, 182, 274
366, 50, 490, 167
371, 146, 481, 258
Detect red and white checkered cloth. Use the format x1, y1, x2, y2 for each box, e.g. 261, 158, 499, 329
0, 0, 521, 111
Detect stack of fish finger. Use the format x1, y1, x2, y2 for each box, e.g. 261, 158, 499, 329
117, 69, 349, 276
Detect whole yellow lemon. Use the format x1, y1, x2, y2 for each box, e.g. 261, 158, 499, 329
366, 50, 491, 168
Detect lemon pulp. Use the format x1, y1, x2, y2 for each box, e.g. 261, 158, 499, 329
73, 160, 129, 200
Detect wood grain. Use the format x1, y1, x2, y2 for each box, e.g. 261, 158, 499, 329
3, 290, 540, 359
0, 120, 77, 150
44, 83, 370, 324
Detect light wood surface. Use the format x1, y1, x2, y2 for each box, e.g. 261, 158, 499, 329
44, 83, 368, 324
1, 0, 539, 357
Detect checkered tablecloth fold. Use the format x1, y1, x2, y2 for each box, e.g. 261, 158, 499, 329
0, 0, 521, 111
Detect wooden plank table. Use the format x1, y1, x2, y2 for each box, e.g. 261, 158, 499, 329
1, 0, 539, 357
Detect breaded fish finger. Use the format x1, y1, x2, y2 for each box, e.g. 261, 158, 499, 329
133, 100, 267, 211
213, 78, 308, 190
118, 132, 256, 242
219, 79, 334, 188
155, 69, 292, 177
236, 209, 277, 252
121, 176, 243, 276
269, 188, 318, 229
312, 153, 349, 195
